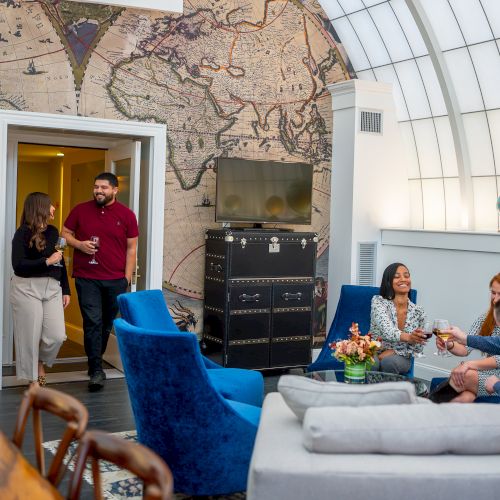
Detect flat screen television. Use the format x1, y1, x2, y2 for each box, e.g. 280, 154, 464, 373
215, 157, 313, 225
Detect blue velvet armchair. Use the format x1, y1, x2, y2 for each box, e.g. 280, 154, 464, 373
308, 285, 416, 377
117, 290, 264, 407
114, 318, 260, 495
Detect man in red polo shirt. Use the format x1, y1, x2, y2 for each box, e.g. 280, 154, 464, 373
62, 172, 138, 391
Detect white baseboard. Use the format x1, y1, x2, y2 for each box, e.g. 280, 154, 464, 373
414, 361, 450, 382
2, 368, 123, 388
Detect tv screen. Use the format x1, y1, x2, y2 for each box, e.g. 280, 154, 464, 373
215, 158, 313, 225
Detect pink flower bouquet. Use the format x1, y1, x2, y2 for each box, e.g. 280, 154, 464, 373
330, 322, 381, 367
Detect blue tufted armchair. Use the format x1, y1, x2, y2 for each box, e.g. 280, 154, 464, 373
114, 318, 260, 495
117, 290, 264, 407
308, 285, 416, 377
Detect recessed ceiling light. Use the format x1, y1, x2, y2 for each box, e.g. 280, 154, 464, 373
56, 152, 64, 157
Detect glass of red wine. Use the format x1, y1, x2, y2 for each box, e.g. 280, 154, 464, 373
89, 236, 99, 265
415, 320, 433, 358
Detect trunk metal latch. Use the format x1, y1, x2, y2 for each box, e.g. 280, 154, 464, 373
269, 236, 280, 253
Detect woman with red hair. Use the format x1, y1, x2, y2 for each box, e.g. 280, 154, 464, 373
437, 273, 500, 402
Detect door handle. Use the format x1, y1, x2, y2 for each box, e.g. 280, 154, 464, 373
132, 265, 140, 285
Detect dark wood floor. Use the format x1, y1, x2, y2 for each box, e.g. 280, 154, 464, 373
0, 370, 287, 498
0, 378, 136, 454
0, 371, 287, 442
0, 369, 429, 498
0, 378, 136, 498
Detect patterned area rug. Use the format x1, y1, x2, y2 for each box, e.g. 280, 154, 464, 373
43, 430, 246, 499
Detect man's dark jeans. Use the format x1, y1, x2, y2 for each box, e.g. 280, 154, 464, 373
75, 277, 128, 375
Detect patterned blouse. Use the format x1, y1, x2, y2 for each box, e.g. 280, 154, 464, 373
466, 313, 500, 368
370, 295, 426, 358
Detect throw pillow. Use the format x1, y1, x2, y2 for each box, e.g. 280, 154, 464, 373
278, 374, 418, 421
303, 403, 500, 454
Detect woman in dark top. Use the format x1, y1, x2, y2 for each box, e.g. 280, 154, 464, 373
10, 192, 70, 385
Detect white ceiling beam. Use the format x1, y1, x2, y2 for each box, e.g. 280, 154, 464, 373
404, 0, 474, 230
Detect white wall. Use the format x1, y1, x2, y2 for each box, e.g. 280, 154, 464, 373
381, 229, 500, 379
327, 80, 411, 326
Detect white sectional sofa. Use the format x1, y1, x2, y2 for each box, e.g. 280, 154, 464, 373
247, 377, 500, 500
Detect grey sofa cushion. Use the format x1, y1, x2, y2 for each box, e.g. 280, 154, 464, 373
247, 394, 500, 500
278, 374, 418, 421
303, 403, 500, 454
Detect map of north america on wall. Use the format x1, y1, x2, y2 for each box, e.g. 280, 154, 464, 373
0, 0, 351, 336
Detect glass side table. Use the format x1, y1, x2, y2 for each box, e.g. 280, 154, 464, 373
305, 370, 428, 397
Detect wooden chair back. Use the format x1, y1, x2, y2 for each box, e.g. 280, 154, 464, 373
67, 430, 174, 500
12, 383, 88, 486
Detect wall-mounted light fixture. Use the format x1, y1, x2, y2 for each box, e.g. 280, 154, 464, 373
56, 152, 64, 157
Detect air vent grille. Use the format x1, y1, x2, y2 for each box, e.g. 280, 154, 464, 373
360, 110, 382, 134
358, 242, 377, 286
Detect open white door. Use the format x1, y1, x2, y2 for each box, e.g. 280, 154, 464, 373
0, 112, 166, 389
105, 140, 141, 292
104, 140, 141, 371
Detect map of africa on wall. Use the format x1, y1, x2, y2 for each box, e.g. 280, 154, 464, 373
0, 0, 352, 337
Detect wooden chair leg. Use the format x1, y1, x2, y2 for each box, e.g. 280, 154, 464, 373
33, 408, 45, 476
47, 423, 78, 486
12, 386, 36, 449
92, 456, 103, 500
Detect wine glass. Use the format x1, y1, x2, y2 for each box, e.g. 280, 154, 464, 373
433, 319, 451, 357
415, 320, 433, 359
89, 236, 99, 265
53, 236, 66, 267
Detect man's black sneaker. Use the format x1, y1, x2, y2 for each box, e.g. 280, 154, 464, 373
88, 371, 106, 392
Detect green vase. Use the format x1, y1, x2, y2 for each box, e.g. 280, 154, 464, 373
344, 362, 366, 384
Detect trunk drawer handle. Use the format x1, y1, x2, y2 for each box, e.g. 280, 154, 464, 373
209, 262, 223, 272
282, 292, 302, 301
239, 293, 261, 303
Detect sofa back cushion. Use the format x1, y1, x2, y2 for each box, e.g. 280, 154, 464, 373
278, 375, 418, 421
303, 403, 500, 454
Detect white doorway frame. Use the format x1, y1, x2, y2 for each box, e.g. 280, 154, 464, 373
0, 110, 166, 389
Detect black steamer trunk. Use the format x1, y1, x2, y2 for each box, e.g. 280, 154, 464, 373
202, 229, 317, 369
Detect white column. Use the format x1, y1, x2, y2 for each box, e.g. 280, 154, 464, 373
326, 80, 411, 328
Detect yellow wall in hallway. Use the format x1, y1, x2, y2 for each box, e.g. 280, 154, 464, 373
16, 145, 105, 349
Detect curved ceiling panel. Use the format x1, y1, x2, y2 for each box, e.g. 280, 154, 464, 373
319, 0, 500, 231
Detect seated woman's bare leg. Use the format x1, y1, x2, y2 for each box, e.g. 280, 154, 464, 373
449, 369, 479, 403
451, 390, 476, 402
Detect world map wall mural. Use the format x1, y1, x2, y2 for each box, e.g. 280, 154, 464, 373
0, 0, 353, 344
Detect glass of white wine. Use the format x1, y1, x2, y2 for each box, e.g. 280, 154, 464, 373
433, 319, 451, 357
53, 236, 66, 267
